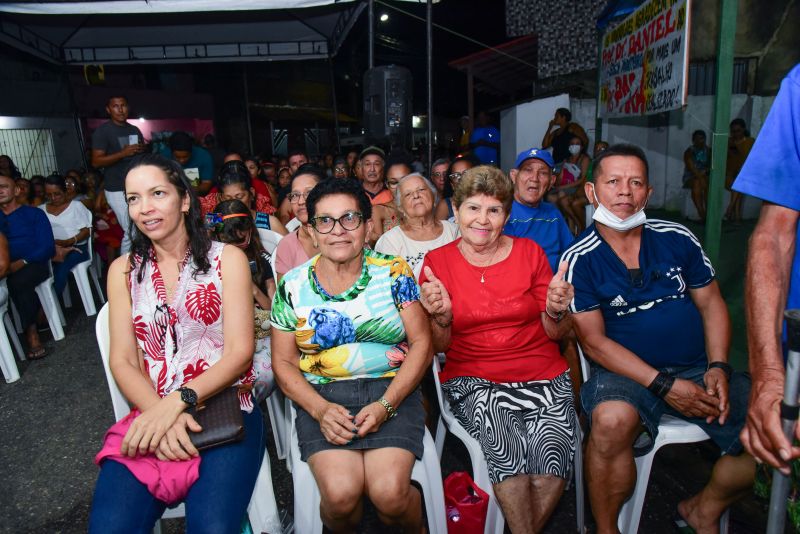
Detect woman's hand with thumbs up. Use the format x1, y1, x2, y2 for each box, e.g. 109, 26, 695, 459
546, 261, 574, 319
420, 266, 453, 326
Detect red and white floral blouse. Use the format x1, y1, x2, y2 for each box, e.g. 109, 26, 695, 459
130, 241, 255, 412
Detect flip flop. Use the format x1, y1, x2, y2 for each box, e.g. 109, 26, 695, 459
27, 346, 47, 360
674, 510, 696, 534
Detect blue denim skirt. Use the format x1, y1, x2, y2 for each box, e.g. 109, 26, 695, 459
295, 377, 425, 461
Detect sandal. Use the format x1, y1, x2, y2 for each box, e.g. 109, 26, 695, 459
27, 346, 47, 360
674, 510, 696, 534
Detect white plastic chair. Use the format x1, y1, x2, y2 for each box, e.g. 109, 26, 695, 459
0, 279, 25, 383
285, 217, 301, 232
288, 401, 448, 534
256, 228, 291, 462
432, 356, 584, 534
62, 239, 104, 316
94, 304, 282, 534
258, 228, 283, 255
12, 261, 66, 337
28, 261, 66, 340
577, 345, 729, 534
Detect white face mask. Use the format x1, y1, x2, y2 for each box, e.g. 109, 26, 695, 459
590, 184, 647, 232
568, 145, 582, 156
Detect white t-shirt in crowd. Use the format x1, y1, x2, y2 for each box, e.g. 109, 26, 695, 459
375, 220, 460, 279
40, 200, 93, 243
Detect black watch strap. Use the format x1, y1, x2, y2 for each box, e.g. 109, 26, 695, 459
707, 361, 733, 381
178, 387, 198, 407
647, 372, 675, 398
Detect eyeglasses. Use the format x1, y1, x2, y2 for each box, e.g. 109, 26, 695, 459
310, 211, 364, 234
449, 171, 465, 182
287, 190, 312, 203
333, 167, 348, 175
431, 171, 446, 178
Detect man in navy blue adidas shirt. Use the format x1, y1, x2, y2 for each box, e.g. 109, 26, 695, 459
562, 144, 753, 533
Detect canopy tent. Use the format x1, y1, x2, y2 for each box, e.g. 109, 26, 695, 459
0, 0, 429, 65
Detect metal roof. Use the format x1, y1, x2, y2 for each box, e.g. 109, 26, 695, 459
0, 0, 427, 65
448, 34, 537, 96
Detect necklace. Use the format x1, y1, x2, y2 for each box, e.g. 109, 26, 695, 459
156, 247, 191, 304
459, 240, 501, 283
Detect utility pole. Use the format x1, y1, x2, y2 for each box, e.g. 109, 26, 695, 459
705, 0, 738, 265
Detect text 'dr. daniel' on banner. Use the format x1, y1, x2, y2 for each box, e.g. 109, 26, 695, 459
598, 0, 691, 118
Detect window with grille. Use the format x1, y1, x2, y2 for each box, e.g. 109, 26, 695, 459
688, 59, 750, 96
0, 128, 58, 178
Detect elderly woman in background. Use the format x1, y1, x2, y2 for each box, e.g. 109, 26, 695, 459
271, 178, 432, 533
419, 166, 577, 533
376, 172, 459, 278
40, 174, 93, 297
272, 165, 325, 280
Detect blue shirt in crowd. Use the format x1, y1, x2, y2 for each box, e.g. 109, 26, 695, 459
504, 200, 574, 273
562, 219, 715, 368
470, 126, 500, 165
733, 63, 800, 341
0, 205, 55, 264
159, 145, 214, 182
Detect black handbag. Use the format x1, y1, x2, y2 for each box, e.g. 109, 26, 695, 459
187, 387, 245, 451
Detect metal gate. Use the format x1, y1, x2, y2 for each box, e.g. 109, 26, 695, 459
0, 128, 58, 178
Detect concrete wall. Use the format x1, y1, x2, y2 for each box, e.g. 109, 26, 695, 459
590, 94, 774, 209
499, 93, 569, 170
499, 92, 776, 210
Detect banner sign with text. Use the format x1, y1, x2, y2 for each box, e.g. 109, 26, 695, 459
598, 0, 691, 118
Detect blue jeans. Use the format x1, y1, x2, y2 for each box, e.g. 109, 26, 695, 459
88, 406, 265, 534
52, 243, 89, 296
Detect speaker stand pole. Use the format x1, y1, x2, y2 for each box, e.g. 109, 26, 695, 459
426, 0, 433, 168
368, 0, 374, 69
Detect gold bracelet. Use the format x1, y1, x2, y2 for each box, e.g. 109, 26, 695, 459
378, 397, 397, 419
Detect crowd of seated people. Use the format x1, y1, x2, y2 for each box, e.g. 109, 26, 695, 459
0, 95, 762, 533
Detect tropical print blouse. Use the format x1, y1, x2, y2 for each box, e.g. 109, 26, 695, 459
270, 249, 420, 384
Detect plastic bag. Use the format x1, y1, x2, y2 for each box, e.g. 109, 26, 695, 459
443, 471, 490, 534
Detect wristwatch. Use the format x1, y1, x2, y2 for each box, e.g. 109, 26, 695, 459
178, 387, 198, 407
707, 362, 733, 381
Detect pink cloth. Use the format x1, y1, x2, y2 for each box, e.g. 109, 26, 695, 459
274, 229, 312, 276
95, 410, 201, 504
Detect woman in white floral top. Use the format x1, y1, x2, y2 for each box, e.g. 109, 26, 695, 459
89, 154, 263, 533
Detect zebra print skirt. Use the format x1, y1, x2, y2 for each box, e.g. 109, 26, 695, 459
442, 371, 577, 485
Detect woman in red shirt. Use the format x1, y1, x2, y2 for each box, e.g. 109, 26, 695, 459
419, 165, 576, 533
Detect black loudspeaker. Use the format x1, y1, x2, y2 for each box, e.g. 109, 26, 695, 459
363, 65, 413, 148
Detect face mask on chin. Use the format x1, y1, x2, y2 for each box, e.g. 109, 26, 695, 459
590, 184, 647, 232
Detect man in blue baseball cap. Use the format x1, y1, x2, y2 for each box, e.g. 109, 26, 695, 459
504, 147, 574, 272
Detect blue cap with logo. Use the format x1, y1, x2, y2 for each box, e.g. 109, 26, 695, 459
513, 147, 555, 170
